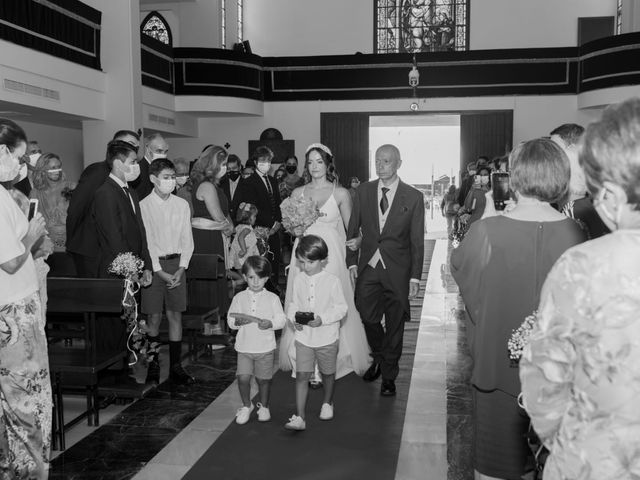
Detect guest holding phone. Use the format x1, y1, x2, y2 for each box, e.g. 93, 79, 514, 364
451, 138, 586, 480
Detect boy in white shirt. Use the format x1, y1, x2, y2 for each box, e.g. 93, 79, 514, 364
140, 158, 194, 385
285, 235, 348, 431
227, 256, 286, 424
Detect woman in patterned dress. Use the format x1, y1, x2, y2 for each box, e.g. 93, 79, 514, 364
0, 118, 51, 480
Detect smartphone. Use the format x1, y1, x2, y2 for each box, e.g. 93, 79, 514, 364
491, 172, 510, 211
295, 311, 315, 325
28, 199, 38, 220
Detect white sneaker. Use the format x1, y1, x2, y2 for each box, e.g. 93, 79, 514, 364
256, 403, 271, 422
319, 403, 334, 420
235, 404, 254, 425
284, 414, 306, 431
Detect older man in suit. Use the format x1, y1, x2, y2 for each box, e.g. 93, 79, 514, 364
346, 144, 425, 396
66, 130, 140, 277
130, 132, 169, 201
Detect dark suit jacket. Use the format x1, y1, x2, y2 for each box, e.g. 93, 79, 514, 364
232, 172, 281, 228
66, 161, 110, 257
346, 179, 425, 304
219, 175, 243, 222
129, 157, 153, 201
92, 177, 152, 276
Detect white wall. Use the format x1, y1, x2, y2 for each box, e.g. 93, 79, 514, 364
244, 0, 373, 56
471, 0, 618, 50
19, 120, 84, 182
164, 95, 596, 173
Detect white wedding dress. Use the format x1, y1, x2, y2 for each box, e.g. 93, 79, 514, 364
279, 186, 371, 378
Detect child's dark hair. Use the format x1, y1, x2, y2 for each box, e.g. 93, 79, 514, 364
242, 255, 271, 278
235, 202, 258, 224
295, 234, 328, 261
149, 158, 175, 177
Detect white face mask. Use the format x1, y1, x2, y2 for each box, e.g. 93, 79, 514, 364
123, 162, 140, 182
217, 165, 227, 179
47, 168, 62, 181
28, 153, 41, 167
0, 147, 22, 182
256, 162, 270, 175
156, 178, 176, 194
175, 175, 188, 187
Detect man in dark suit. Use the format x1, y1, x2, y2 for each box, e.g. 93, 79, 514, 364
129, 132, 169, 201
92, 140, 152, 354
346, 144, 425, 396
232, 146, 282, 288
93, 140, 152, 280
66, 130, 140, 277
219, 154, 243, 222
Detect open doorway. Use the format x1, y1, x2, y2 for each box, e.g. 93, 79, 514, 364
369, 114, 460, 233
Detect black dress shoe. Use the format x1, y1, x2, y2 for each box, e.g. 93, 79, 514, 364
363, 363, 382, 382
145, 360, 160, 385
381, 380, 396, 396
170, 365, 195, 385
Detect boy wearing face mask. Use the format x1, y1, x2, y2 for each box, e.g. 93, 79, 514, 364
139, 158, 195, 385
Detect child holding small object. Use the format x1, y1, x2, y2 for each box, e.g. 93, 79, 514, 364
284, 234, 347, 431
229, 202, 260, 270
227, 255, 285, 424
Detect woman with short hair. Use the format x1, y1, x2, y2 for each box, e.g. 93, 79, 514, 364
0, 118, 51, 479
520, 97, 640, 480
451, 138, 586, 480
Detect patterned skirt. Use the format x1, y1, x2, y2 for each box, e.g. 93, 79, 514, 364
0, 292, 52, 480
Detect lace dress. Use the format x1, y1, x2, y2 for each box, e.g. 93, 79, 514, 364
228, 224, 260, 269
279, 187, 371, 378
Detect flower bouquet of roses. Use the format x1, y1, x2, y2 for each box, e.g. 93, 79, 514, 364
507, 310, 537, 367
108, 253, 150, 365
280, 196, 324, 238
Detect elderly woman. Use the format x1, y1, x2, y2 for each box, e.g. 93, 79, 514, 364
190, 145, 234, 314
30, 152, 75, 251
0, 119, 50, 479
520, 98, 640, 480
451, 138, 586, 480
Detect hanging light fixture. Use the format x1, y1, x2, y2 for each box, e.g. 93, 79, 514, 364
408, 53, 420, 111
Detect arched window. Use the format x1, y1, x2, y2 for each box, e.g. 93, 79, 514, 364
141, 11, 172, 46
375, 0, 469, 53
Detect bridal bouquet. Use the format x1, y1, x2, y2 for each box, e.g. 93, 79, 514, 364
280, 196, 324, 237
507, 311, 538, 367
108, 253, 151, 365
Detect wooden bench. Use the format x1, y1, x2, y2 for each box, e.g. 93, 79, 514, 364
183, 253, 233, 358
46, 277, 127, 451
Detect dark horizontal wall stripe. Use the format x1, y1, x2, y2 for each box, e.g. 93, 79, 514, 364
141, 34, 174, 94
140, 34, 638, 101
0, 0, 100, 69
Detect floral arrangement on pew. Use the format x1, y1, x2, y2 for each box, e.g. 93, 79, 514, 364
280, 196, 324, 238
507, 310, 537, 368
108, 252, 149, 366
253, 226, 272, 258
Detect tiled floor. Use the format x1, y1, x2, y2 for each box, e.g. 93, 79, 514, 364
50, 233, 475, 480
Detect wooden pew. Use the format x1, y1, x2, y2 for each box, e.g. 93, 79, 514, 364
183, 253, 233, 357
46, 277, 126, 451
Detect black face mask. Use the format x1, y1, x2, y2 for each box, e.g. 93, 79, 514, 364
227, 171, 241, 181
285, 165, 297, 174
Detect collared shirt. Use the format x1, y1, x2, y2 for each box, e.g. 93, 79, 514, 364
368, 176, 400, 269
140, 190, 194, 272
286, 270, 347, 348
227, 288, 286, 353
109, 173, 136, 212
229, 177, 240, 200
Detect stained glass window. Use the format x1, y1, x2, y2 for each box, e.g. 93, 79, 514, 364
616, 0, 623, 34
375, 0, 468, 53
141, 12, 172, 45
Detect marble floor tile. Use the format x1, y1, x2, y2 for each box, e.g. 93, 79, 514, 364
132, 463, 189, 480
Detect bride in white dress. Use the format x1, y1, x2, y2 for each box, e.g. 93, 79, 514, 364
279, 143, 371, 379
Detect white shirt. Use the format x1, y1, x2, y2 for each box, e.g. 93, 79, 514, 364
109, 173, 136, 213
368, 177, 400, 269
140, 190, 194, 272
229, 177, 240, 200
227, 289, 286, 353
286, 270, 347, 348
0, 187, 38, 305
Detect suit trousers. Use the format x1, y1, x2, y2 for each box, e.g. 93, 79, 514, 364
69, 251, 100, 278
355, 263, 408, 381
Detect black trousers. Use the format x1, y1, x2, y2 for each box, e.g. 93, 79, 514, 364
354, 263, 409, 381
69, 251, 100, 278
